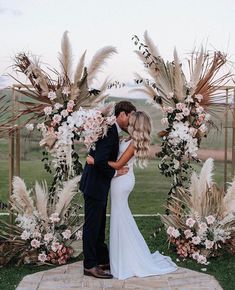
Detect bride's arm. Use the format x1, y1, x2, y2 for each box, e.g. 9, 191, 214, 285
108, 142, 134, 170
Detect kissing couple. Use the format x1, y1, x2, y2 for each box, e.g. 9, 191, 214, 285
79, 101, 177, 279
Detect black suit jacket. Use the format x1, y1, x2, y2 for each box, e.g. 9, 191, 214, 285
79, 124, 119, 201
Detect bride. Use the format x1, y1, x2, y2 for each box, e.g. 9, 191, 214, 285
86, 111, 177, 280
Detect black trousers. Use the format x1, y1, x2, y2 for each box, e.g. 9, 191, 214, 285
83, 196, 109, 269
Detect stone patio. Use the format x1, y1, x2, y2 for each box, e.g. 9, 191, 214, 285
16, 261, 223, 290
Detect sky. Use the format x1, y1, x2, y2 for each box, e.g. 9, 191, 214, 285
0, 0, 235, 91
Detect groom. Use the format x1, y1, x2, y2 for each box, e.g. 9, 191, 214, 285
79, 101, 136, 279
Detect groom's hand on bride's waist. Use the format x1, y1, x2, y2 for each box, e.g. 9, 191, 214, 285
116, 166, 129, 177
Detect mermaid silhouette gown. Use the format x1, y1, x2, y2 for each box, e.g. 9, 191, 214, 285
109, 140, 177, 279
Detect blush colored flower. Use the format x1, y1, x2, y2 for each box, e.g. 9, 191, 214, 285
182, 108, 190, 116
31, 239, 41, 248
52, 114, 62, 124
48, 91, 57, 100
176, 103, 186, 111
186, 218, 196, 228
62, 87, 70, 96
167, 92, 174, 99
54, 103, 63, 110
184, 229, 193, 239
205, 239, 214, 249
192, 236, 201, 245
195, 94, 204, 102
205, 215, 215, 225
62, 229, 72, 240
197, 254, 208, 265
38, 251, 48, 262
44, 106, 53, 115
49, 212, 60, 223
199, 222, 208, 232
61, 109, 69, 118
51, 241, 61, 252
167, 226, 175, 236
44, 233, 54, 243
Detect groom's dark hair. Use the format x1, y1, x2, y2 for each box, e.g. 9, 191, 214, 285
115, 101, 136, 117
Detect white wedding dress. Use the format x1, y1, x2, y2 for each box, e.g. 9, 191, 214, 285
109, 139, 177, 280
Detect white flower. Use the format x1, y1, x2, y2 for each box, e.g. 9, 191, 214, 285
205, 215, 215, 225
37, 122, 46, 133
21, 230, 31, 240
62, 229, 72, 240
54, 103, 63, 110
48, 91, 57, 100
182, 108, 190, 116
172, 228, 180, 238
192, 236, 201, 245
44, 106, 52, 115
195, 94, 204, 102
201, 268, 207, 272
184, 229, 193, 239
49, 213, 60, 223
75, 230, 83, 240
38, 251, 48, 262
173, 159, 180, 170
62, 87, 70, 96
52, 114, 62, 124
25, 123, 34, 131
161, 118, 169, 126
205, 239, 214, 249
31, 239, 41, 248
44, 233, 54, 243
61, 109, 69, 118
197, 254, 208, 265
186, 217, 196, 228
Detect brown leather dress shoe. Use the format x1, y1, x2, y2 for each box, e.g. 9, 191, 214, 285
98, 263, 111, 271
84, 266, 113, 279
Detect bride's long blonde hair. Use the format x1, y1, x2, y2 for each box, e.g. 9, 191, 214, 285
127, 111, 152, 167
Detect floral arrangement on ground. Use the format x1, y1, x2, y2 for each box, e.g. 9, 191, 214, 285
161, 158, 235, 264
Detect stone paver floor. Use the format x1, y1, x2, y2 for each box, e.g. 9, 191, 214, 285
16, 261, 223, 290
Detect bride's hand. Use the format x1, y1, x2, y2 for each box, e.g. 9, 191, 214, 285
86, 155, 94, 165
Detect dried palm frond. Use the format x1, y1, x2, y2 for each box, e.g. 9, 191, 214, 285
87, 46, 117, 85
74, 50, 86, 85
198, 157, 214, 196
58, 30, 72, 81
173, 48, 185, 100
11, 177, 34, 214
133, 33, 232, 111
143, 30, 160, 58
35, 180, 48, 219
223, 177, 235, 216
55, 176, 81, 218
